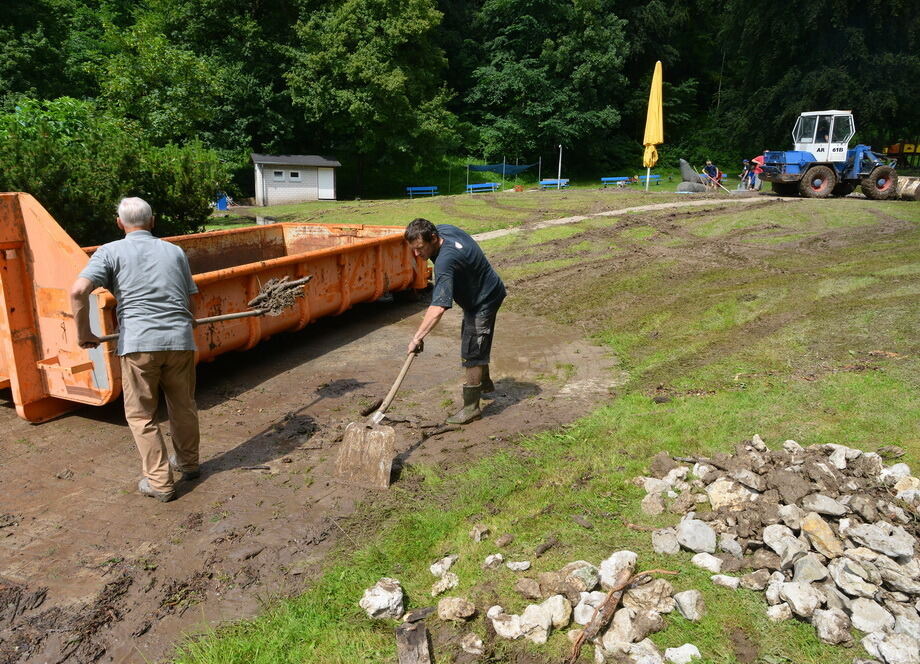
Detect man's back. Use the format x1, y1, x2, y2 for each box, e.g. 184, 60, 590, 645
431, 224, 505, 311
79, 231, 197, 355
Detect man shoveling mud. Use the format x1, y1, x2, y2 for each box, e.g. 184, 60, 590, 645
405, 218, 506, 424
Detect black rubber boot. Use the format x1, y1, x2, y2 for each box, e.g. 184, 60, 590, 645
447, 384, 482, 424
481, 365, 494, 394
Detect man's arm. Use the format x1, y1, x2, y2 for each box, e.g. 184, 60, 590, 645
407, 305, 447, 354
70, 277, 101, 349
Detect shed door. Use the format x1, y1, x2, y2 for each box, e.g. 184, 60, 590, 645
317, 168, 335, 200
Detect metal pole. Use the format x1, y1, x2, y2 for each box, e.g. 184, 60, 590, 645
502, 156, 506, 190
466, 164, 469, 194
557, 144, 562, 189
538, 156, 542, 183
646, 166, 651, 192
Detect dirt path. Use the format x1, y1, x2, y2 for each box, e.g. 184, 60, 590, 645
0, 301, 624, 664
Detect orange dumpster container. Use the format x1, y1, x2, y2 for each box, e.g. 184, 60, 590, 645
0, 193, 429, 422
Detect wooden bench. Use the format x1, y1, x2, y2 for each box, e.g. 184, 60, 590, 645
466, 182, 500, 194
406, 186, 438, 198
601, 176, 631, 188
539, 179, 569, 190
637, 175, 661, 185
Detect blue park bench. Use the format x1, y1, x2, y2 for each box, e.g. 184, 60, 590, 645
406, 186, 438, 198
638, 175, 661, 185
601, 176, 631, 188
539, 179, 569, 190
466, 182, 500, 194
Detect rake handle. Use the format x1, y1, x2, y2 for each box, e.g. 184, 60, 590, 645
97, 308, 267, 342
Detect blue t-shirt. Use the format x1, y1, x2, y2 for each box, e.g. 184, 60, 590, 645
430, 225, 505, 312
79, 230, 198, 355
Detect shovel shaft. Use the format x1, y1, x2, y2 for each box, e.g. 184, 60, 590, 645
370, 351, 417, 423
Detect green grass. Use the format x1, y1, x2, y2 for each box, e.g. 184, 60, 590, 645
206, 188, 691, 233
177, 196, 920, 664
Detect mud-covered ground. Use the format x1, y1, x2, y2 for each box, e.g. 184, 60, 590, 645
2, 193, 917, 664
0, 298, 623, 664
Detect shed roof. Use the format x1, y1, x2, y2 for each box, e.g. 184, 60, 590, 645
251, 153, 341, 167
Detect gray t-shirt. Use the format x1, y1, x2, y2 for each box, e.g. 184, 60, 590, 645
79, 230, 198, 355
430, 224, 505, 312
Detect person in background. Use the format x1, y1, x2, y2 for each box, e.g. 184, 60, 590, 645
703, 160, 719, 189
70, 197, 201, 503
751, 152, 766, 190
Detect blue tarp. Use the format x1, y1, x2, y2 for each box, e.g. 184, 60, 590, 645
467, 162, 537, 176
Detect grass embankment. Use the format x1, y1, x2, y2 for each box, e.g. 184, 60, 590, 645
178, 198, 920, 664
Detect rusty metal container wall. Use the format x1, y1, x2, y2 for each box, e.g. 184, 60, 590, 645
0, 193, 428, 422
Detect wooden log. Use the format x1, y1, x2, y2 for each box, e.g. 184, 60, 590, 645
395, 621, 432, 664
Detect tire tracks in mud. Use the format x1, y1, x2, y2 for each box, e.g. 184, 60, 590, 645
496, 196, 919, 390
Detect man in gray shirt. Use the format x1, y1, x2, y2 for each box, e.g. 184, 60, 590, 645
70, 197, 200, 502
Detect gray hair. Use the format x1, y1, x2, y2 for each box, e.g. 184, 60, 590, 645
117, 197, 153, 228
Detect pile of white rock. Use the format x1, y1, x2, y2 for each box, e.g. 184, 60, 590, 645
361, 535, 705, 662
639, 436, 920, 664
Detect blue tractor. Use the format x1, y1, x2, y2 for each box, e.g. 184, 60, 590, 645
760, 110, 898, 199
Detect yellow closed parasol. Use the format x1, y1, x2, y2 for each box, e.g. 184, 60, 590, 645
642, 61, 663, 190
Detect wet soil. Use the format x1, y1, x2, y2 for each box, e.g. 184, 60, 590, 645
0, 300, 623, 663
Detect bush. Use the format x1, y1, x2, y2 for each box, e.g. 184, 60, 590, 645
0, 97, 229, 245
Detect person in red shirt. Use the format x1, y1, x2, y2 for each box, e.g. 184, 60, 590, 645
751, 153, 765, 190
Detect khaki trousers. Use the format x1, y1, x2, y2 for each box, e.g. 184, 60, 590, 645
121, 351, 199, 493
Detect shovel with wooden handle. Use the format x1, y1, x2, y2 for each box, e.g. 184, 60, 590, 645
334, 347, 420, 489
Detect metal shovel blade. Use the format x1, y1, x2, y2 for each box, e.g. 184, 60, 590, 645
333, 421, 395, 489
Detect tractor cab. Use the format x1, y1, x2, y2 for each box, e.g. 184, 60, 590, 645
792, 110, 854, 162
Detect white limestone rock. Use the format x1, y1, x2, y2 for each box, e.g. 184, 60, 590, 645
811, 607, 852, 645
541, 594, 573, 629
437, 596, 476, 621
359, 577, 404, 619
482, 553, 505, 569
431, 571, 459, 596
711, 574, 740, 590
705, 478, 757, 511
665, 644, 701, 664
673, 589, 705, 621
520, 602, 554, 644
677, 517, 717, 554
652, 528, 681, 555
599, 550, 638, 590
766, 603, 793, 622
574, 591, 608, 625
460, 632, 485, 655
487, 605, 523, 640
430, 554, 458, 577
690, 552, 722, 573
850, 598, 895, 633
779, 582, 823, 618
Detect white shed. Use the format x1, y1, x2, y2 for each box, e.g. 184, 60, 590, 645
251, 153, 341, 206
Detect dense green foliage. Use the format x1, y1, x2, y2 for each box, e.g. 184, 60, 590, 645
0, 98, 228, 244
1, 0, 919, 208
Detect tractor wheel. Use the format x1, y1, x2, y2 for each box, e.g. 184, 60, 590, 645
798, 166, 836, 198
861, 166, 898, 200
831, 182, 855, 197
771, 182, 798, 197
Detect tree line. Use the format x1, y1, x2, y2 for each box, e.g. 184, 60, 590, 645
1, 0, 919, 242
